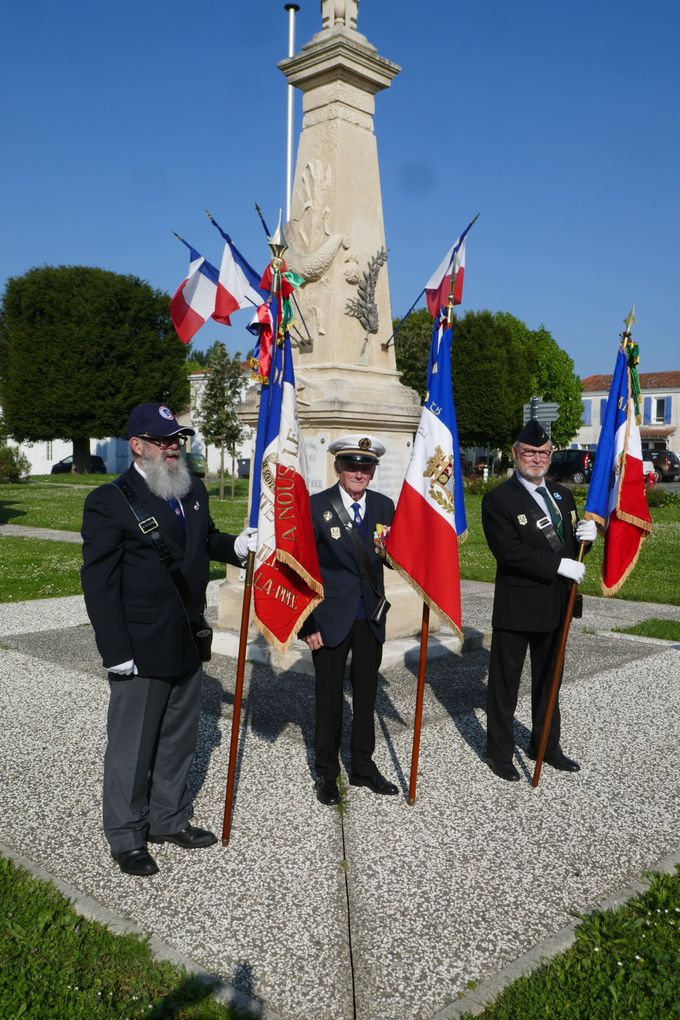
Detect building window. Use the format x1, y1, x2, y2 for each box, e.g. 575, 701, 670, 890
46, 441, 53, 461
653, 397, 670, 424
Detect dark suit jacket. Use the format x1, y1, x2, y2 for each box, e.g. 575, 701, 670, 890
81, 466, 241, 677
481, 474, 579, 633
299, 483, 395, 647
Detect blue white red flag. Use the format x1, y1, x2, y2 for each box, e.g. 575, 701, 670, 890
208, 218, 267, 325
170, 242, 221, 344
386, 312, 466, 636
424, 215, 477, 318
249, 309, 323, 650
584, 342, 651, 595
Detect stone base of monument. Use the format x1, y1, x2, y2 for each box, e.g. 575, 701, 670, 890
214, 570, 484, 677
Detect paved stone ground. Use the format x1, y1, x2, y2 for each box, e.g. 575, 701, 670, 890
0, 581, 678, 1019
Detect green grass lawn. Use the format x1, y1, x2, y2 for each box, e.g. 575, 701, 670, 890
460, 867, 680, 1020
0, 856, 242, 1020
1, 480, 679, 604
615, 618, 680, 641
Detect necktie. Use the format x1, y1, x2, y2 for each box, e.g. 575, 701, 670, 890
351, 501, 362, 525
536, 486, 564, 541
167, 497, 185, 530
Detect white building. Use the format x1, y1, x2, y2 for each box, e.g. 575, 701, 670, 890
574, 371, 680, 455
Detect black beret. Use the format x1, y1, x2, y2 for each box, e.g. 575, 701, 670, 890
515, 419, 550, 446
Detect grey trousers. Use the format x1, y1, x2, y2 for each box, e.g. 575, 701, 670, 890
103, 665, 202, 853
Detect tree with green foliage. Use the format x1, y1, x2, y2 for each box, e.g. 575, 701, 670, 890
195, 342, 246, 500
0, 266, 189, 472
394, 308, 582, 451
496, 312, 584, 447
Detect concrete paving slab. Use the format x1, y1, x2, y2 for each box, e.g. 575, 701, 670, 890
0, 585, 678, 1019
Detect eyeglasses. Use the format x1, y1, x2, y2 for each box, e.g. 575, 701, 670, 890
139, 435, 187, 449
517, 447, 552, 461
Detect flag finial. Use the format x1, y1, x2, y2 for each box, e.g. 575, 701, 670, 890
623, 304, 636, 337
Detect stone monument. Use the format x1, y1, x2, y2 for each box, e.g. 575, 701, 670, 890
277, 0, 422, 500
218, 0, 451, 647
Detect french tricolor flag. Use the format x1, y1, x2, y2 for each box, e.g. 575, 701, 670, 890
424, 237, 466, 318
170, 243, 220, 345
214, 231, 266, 326
386, 312, 466, 637
585, 344, 652, 594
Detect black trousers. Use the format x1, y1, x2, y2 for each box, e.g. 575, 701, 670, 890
103, 665, 202, 852
486, 627, 563, 763
313, 620, 382, 780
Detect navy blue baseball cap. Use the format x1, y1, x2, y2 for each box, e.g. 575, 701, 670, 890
127, 403, 195, 439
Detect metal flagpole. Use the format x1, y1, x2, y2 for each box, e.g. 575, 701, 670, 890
284, 4, 300, 221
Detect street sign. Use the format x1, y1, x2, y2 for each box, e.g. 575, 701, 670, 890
523, 397, 560, 435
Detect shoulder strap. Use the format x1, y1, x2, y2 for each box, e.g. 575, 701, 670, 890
112, 478, 201, 626
521, 493, 564, 553
327, 488, 383, 597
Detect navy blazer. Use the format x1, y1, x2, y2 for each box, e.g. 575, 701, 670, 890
299, 483, 395, 647
81, 466, 241, 677
481, 474, 580, 633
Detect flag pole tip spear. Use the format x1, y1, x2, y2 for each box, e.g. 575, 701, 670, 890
204, 208, 214, 222
623, 304, 636, 336
171, 230, 183, 242
268, 209, 288, 255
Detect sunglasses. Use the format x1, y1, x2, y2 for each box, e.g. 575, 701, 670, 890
139, 435, 187, 449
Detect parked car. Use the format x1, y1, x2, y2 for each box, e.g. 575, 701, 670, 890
50, 454, 106, 474
183, 451, 207, 477
650, 450, 680, 482
547, 449, 596, 485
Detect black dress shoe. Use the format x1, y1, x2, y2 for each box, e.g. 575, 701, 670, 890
489, 760, 521, 782
147, 824, 217, 848
528, 747, 580, 772
112, 847, 159, 876
349, 772, 398, 795
316, 778, 340, 806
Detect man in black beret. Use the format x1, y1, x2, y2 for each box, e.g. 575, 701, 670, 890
81, 402, 254, 875
481, 420, 597, 781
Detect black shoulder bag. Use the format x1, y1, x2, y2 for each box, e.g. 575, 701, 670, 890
113, 479, 213, 661
327, 490, 391, 625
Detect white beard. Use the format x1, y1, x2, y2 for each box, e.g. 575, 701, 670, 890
140, 452, 193, 501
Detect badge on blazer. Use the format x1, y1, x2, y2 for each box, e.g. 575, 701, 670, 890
323, 510, 333, 521
330, 526, 341, 540
517, 514, 527, 525
553, 491, 562, 501
193, 502, 200, 511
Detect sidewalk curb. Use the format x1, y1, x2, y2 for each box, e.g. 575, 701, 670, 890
433, 848, 680, 1018
0, 840, 283, 1020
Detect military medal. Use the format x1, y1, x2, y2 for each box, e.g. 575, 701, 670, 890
330, 527, 341, 540
517, 514, 527, 526
323, 510, 333, 521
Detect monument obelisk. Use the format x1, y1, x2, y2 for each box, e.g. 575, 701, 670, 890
218, 1, 449, 648
278, 0, 421, 498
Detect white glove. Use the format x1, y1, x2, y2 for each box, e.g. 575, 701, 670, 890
233, 526, 257, 561
557, 558, 586, 584
107, 659, 138, 676
575, 519, 597, 543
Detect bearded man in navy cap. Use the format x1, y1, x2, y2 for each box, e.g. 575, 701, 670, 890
299, 434, 399, 805
481, 420, 597, 782
81, 402, 254, 875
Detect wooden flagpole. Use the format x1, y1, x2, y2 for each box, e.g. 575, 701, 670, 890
408, 603, 430, 805
221, 549, 255, 845
531, 541, 587, 788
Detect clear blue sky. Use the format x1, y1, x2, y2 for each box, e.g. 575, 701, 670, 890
2, 0, 677, 377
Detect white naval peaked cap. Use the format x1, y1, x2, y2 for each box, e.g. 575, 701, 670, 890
329, 434, 386, 463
